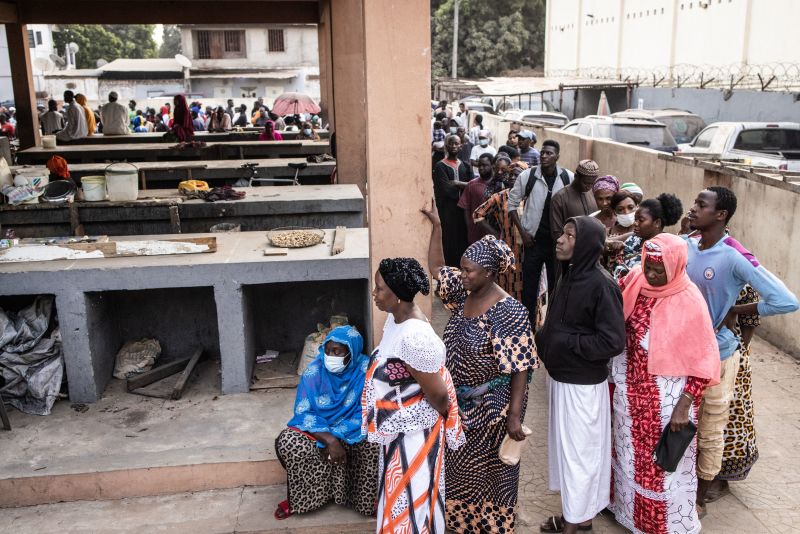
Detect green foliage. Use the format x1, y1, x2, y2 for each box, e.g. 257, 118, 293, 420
431, 0, 546, 79
53, 25, 158, 69
159, 25, 183, 58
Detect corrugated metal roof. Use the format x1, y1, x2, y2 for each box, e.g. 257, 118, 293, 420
98, 58, 184, 73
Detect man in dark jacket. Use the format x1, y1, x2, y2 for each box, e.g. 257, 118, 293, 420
536, 216, 625, 534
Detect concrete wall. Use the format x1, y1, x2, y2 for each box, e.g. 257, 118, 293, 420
0, 26, 11, 102
42, 75, 99, 103
634, 87, 800, 124
546, 0, 800, 81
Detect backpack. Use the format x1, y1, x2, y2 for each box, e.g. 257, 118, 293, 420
523, 167, 571, 201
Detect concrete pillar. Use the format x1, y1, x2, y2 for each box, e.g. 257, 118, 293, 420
5, 23, 41, 149
214, 281, 252, 394
317, 0, 335, 130
330, 0, 367, 192
362, 0, 433, 340
56, 291, 100, 403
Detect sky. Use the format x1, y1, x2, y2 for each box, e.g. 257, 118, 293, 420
153, 24, 163, 46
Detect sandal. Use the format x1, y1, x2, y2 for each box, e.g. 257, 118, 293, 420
274, 499, 293, 520
703, 480, 731, 503
540, 515, 592, 532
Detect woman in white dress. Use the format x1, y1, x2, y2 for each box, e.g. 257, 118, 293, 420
363, 257, 465, 533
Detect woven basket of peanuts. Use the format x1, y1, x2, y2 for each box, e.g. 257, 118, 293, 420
267, 227, 326, 248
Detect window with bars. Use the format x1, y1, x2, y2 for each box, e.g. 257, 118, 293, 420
267, 29, 285, 52
27, 29, 35, 48
194, 30, 246, 59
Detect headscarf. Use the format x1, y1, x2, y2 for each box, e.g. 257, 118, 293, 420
621, 233, 720, 385
171, 95, 194, 142
486, 152, 512, 197
592, 174, 619, 193
287, 325, 370, 445
258, 120, 284, 141
378, 257, 430, 302
74, 94, 95, 135
621, 182, 643, 197
46, 155, 70, 179
463, 234, 515, 274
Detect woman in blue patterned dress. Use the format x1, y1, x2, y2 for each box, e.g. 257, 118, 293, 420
274, 325, 380, 520
423, 200, 539, 533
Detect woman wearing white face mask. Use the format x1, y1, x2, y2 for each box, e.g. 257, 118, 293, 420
610, 189, 638, 237
298, 120, 321, 141
274, 325, 380, 521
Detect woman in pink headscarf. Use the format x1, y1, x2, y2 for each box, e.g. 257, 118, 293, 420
610, 233, 720, 533
171, 95, 194, 143
259, 120, 283, 141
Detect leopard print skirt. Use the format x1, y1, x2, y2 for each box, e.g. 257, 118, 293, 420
275, 427, 380, 516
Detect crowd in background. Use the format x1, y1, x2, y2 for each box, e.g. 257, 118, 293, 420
31, 92, 325, 143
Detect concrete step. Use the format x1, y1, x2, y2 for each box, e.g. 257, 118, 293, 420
0, 365, 295, 508
0, 484, 375, 534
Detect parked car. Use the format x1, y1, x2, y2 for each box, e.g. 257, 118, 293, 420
480, 95, 557, 113
612, 109, 706, 144
677, 122, 800, 170
562, 115, 679, 153
502, 109, 569, 127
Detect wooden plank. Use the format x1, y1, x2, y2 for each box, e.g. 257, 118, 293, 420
126, 356, 192, 392
331, 226, 346, 255
171, 348, 204, 400
14, 242, 117, 254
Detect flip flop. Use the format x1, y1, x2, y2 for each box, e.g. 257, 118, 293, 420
540, 515, 592, 532
274, 499, 293, 520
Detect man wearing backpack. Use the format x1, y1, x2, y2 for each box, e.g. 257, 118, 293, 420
507, 139, 573, 323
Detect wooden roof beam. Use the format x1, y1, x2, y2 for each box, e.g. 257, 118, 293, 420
0, 2, 18, 23
17, 1, 319, 24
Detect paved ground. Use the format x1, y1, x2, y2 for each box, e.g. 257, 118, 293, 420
2, 303, 799, 533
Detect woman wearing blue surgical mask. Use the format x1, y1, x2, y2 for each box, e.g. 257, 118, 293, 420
274, 325, 379, 521
298, 120, 321, 141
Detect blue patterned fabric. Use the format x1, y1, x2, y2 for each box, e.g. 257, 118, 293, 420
286, 326, 370, 446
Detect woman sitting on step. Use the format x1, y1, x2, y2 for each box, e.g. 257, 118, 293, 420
274, 325, 379, 520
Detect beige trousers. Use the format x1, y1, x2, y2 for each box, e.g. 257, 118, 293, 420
697, 350, 741, 481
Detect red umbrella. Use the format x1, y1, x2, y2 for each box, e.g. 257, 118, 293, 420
270, 92, 321, 116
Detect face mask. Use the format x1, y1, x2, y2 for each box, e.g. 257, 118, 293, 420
479, 139, 489, 147
449, 127, 457, 134
617, 212, 635, 227
324, 354, 348, 374
303, 128, 312, 136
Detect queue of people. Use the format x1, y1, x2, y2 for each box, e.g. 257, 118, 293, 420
35, 92, 324, 142
269, 130, 797, 534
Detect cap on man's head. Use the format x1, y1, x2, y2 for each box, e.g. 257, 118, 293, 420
478, 129, 490, 138
576, 159, 600, 178
518, 130, 536, 142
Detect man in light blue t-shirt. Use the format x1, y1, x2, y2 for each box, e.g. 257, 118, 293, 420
685, 186, 798, 513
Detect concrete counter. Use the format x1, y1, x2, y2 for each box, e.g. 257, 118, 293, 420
0, 184, 362, 237
0, 229, 371, 403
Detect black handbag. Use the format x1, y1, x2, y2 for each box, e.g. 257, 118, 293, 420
653, 420, 697, 472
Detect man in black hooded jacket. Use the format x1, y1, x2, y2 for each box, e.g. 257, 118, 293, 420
536, 216, 625, 534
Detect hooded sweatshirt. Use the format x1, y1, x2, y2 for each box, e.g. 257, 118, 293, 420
536, 216, 625, 385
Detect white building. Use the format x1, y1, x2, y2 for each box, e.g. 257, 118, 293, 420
545, 0, 800, 89
0, 23, 57, 103
179, 24, 319, 103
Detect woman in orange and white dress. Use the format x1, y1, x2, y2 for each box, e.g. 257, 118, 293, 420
363, 257, 464, 533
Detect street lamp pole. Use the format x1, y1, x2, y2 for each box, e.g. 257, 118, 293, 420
451, 0, 460, 79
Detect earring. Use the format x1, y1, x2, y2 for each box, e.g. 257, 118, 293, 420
397, 299, 401, 304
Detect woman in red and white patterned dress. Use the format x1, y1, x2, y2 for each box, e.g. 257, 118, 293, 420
611, 234, 720, 534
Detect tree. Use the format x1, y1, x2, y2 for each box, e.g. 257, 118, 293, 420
431, 0, 546, 80
159, 25, 183, 58
53, 25, 158, 69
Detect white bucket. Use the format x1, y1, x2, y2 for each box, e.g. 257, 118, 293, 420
82, 175, 106, 201
42, 135, 56, 149
105, 163, 138, 202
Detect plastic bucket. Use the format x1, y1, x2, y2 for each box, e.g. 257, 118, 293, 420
42, 135, 56, 149
82, 175, 107, 201
105, 162, 138, 201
